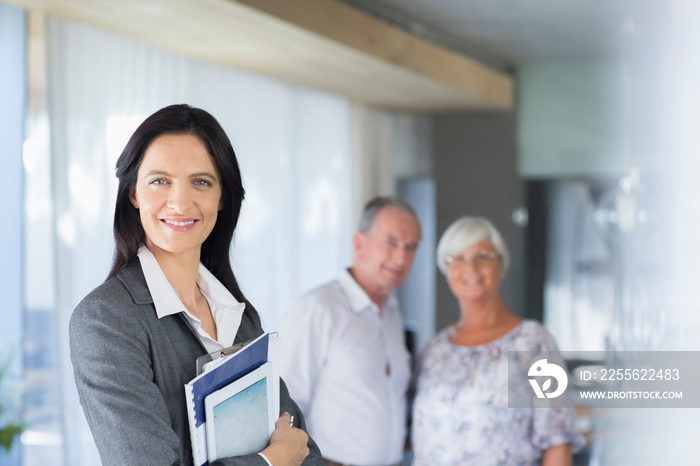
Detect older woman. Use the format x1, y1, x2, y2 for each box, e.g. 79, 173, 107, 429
411, 216, 584, 465
69, 104, 321, 466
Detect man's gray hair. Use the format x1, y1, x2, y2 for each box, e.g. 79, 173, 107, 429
357, 196, 419, 235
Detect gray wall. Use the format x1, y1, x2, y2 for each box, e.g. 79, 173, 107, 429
432, 112, 522, 333
518, 61, 628, 178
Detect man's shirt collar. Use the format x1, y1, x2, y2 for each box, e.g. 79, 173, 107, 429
338, 268, 398, 315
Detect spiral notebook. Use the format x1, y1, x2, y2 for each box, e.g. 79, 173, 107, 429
184, 332, 279, 466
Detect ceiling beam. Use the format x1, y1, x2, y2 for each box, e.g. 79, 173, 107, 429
7, 0, 513, 111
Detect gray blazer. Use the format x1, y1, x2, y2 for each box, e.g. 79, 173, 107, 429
69, 258, 323, 465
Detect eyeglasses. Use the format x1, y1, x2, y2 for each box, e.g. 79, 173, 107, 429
445, 251, 500, 267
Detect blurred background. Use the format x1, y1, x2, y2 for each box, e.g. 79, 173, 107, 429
1, 0, 699, 464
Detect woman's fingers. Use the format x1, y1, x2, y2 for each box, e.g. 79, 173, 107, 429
276, 412, 293, 428
265, 413, 310, 466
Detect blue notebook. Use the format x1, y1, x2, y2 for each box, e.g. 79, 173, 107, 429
185, 333, 270, 466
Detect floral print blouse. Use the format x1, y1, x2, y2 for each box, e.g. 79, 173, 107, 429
411, 320, 585, 465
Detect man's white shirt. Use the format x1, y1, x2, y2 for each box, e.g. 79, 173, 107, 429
281, 269, 411, 465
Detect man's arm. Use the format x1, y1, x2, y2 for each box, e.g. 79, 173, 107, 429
279, 295, 332, 416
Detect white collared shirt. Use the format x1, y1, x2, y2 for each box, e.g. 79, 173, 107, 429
137, 247, 274, 466
137, 246, 245, 353
280, 269, 411, 465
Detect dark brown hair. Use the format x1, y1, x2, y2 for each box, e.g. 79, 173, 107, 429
108, 104, 259, 327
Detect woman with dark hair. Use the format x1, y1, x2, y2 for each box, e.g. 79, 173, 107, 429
69, 104, 321, 466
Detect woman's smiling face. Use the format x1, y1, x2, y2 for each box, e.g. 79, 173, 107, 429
129, 133, 222, 259
446, 238, 503, 303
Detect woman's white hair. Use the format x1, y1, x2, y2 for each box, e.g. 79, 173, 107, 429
436, 216, 510, 277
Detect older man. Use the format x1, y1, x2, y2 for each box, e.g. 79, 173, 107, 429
281, 197, 421, 466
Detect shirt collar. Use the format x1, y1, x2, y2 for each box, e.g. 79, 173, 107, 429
338, 268, 399, 314
136, 245, 246, 319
